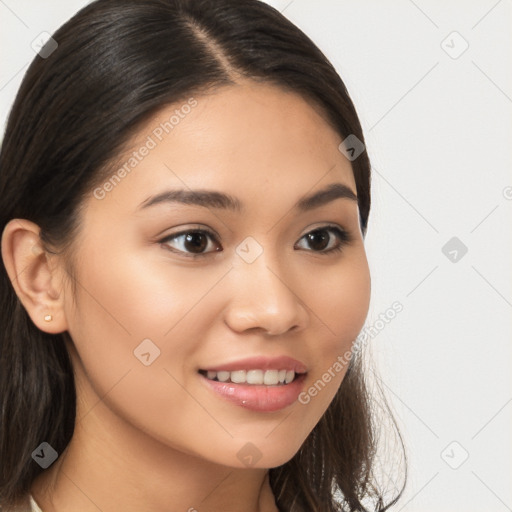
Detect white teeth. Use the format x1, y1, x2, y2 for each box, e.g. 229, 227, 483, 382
285, 370, 295, 384
247, 369, 264, 384
203, 369, 298, 385
263, 369, 279, 385
230, 370, 246, 384
217, 371, 230, 382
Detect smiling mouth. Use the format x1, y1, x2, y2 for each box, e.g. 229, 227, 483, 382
198, 369, 304, 386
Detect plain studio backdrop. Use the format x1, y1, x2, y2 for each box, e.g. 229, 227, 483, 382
1, 1, 511, 511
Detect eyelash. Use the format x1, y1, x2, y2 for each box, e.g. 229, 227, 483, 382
159, 225, 352, 259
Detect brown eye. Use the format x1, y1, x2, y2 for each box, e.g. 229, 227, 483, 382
181, 232, 208, 253
305, 230, 330, 251
160, 230, 221, 257
295, 226, 351, 254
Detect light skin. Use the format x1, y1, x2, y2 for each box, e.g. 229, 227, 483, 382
1, 80, 371, 512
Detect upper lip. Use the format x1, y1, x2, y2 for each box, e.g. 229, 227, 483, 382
199, 356, 307, 373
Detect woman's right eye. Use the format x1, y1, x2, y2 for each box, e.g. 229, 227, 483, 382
159, 229, 222, 258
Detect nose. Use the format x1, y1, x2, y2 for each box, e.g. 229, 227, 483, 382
223, 254, 309, 336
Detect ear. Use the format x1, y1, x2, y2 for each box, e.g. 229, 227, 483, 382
1, 219, 69, 334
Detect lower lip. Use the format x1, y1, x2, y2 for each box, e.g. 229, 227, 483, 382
199, 373, 307, 412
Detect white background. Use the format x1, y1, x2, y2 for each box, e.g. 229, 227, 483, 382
1, 1, 511, 511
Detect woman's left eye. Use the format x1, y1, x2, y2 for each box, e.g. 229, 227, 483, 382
295, 226, 351, 254
159, 225, 351, 258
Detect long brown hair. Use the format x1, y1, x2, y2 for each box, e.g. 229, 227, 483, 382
0, 1, 406, 510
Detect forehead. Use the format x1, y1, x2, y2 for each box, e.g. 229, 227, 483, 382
87, 81, 356, 218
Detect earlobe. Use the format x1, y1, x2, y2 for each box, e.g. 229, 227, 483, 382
1, 218, 69, 334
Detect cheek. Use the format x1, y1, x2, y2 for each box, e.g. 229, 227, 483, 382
63, 251, 231, 458
306, 250, 371, 355
63, 246, 227, 411
331, 259, 371, 346
297, 251, 370, 413
66, 244, 227, 349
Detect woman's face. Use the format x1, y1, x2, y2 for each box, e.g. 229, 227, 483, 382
61, 80, 371, 468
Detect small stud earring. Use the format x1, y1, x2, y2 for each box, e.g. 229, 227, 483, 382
44, 314, 53, 322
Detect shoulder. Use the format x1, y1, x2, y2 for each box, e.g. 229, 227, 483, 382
0, 495, 39, 512
28, 494, 43, 512
29, 495, 43, 512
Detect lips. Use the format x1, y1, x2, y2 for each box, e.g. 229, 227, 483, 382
199, 355, 307, 374
198, 355, 308, 412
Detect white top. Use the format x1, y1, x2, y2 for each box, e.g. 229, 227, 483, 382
29, 495, 43, 512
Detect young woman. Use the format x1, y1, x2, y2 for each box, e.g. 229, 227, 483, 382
0, 1, 405, 510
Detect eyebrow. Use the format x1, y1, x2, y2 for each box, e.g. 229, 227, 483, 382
137, 182, 357, 213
